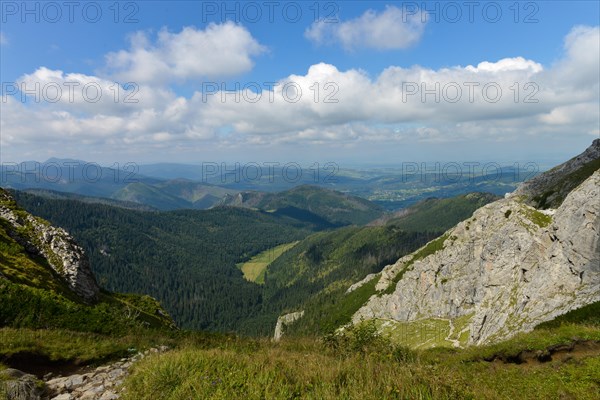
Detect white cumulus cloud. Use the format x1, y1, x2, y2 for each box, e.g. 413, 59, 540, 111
305, 6, 426, 51
2, 25, 598, 162
105, 22, 266, 84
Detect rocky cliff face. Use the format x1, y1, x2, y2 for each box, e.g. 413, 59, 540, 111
0, 188, 100, 303
514, 138, 600, 209
273, 311, 304, 341
350, 145, 599, 347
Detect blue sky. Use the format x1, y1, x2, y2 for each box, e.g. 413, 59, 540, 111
1, 1, 599, 165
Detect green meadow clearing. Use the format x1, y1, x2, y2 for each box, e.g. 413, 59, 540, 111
237, 242, 299, 284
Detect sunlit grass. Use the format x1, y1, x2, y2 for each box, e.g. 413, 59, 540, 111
0, 328, 156, 364
237, 241, 298, 284
122, 321, 600, 400
2, 323, 598, 399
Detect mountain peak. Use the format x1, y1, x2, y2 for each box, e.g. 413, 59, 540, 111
513, 139, 600, 209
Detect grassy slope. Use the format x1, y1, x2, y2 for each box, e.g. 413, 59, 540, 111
1, 304, 598, 399
532, 157, 600, 209
0, 280, 173, 335
385, 192, 499, 232
120, 304, 600, 400
237, 241, 299, 284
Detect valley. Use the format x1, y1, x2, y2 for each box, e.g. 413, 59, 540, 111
8, 185, 495, 336
2, 3, 599, 398
1, 140, 599, 399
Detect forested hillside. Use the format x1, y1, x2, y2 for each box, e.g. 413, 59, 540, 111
381, 192, 500, 231
219, 185, 385, 226
0, 188, 174, 335
11, 192, 321, 331
250, 226, 439, 335
243, 193, 499, 336
11, 189, 497, 336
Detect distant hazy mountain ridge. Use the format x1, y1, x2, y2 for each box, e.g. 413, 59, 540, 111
218, 185, 385, 226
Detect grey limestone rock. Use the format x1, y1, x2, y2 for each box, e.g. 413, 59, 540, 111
0, 189, 100, 303
351, 169, 600, 346
273, 311, 305, 341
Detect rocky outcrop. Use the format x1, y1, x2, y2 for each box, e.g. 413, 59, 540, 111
273, 311, 305, 341
0, 189, 100, 303
42, 347, 168, 400
514, 138, 600, 208
346, 273, 378, 293
351, 169, 600, 346
0, 369, 44, 400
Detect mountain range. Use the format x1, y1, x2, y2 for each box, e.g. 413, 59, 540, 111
2, 158, 535, 212
0, 140, 598, 399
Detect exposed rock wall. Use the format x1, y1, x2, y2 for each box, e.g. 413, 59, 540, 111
352, 170, 600, 345
273, 311, 305, 341
346, 273, 378, 293
0, 189, 100, 303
